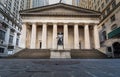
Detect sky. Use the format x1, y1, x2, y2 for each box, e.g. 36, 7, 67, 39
49, 0, 72, 5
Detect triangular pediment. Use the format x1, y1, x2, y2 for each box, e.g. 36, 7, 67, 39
20, 3, 101, 17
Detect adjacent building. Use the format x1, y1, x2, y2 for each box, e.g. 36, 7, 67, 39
72, 0, 80, 6
24, 0, 49, 9
72, 0, 120, 55
0, 0, 23, 56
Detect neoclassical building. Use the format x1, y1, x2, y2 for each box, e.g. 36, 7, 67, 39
19, 3, 101, 50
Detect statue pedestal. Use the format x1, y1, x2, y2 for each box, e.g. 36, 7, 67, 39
50, 50, 71, 59
58, 45, 63, 50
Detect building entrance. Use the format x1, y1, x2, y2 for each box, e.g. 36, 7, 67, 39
113, 42, 120, 57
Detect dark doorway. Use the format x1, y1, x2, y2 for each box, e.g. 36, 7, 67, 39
112, 42, 120, 57
79, 42, 81, 49
40, 42, 42, 49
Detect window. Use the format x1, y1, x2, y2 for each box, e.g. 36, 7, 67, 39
101, 3, 104, 8
106, 0, 109, 3
102, 31, 107, 41
16, 38, 19, 46
9, 35, 13, 44
102, 12, 106, 18
111, 24, 117, 30
97, 1, 100, 6
0, 30, 5, 41
112, 1, 116, 8
107, 7, 110, 14
110, 15, 116, 22
0, 47, 4, 53
98, 8, 100, 11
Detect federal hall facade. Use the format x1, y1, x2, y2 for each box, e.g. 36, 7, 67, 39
20, 3, 101, 50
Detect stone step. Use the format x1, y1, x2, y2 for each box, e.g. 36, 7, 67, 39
71, 49, 107, 59
6, 49, 107, 59
7, 49, 50, 59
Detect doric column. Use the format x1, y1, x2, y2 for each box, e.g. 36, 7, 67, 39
52, 23, 57, 49
30, 23, 37, 49
42, 23, 47, 49
94, 25, 100, 49
13, 32, 17, 46
74, 24, 79, 49
5, 27, 10, 45
64, 24, 68, 49
84, 24, 90, 49
19, 23, 27, 48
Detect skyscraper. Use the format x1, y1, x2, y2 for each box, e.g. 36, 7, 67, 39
72, 0, 80, 6
2, 0, 24, 19
24, 0, 49, 9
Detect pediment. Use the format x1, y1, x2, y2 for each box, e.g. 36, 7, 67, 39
20, 3, 101, 17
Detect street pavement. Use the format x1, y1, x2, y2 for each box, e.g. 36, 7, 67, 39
0, 59, 120, 77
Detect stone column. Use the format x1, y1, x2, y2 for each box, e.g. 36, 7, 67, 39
84, 24, 91, 49
13, 32, 17, 46
19, 23, 27, 48
30, 23, 37, 49
94, 25, 100, 49
42, 23, 47, 49
74, 24, 79, 49
52, 23, 57, 49
5, 27, 10, 45
64, 24, 68, 49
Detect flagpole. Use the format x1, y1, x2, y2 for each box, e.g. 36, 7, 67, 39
59, 0, 62, 3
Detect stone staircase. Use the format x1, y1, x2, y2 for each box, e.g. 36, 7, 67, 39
6, 49, 107, 59
7, 49, 50, 59
71, 49, 108, 59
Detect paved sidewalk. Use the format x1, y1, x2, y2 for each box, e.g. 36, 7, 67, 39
0, 59, 120, 77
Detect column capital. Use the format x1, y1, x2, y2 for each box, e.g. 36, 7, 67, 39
84, 24, 89, 26
53, 23, 57, 25
42, 23, 48, 26
63, 23, 68, 25
64, 23, 68, 26
22, 22, 28, 25
74, 23, 79, 25
94, 24, 98, 27
31, 22, 37, 24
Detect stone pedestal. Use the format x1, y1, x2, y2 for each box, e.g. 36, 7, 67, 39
58, 45, 63, 50
50, 51, 71, 58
